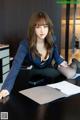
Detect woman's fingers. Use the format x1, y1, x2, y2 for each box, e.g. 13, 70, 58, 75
0, 92, 3, 99
0, 90, 9, 99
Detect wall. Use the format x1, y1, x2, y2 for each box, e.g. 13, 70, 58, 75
0, 0, 61, 56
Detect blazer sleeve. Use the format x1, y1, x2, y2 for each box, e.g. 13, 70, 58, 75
1, 40, 28, 93
53, 45, 64, 64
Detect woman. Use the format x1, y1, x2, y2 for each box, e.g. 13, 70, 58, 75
0, 11, 78, 99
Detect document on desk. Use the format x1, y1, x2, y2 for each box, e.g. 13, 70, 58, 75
19, 81, 80, 104
47, 81, 80, 96
19, 86, 67, 105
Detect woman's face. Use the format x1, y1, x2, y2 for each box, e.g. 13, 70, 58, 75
35, 19, 49, 40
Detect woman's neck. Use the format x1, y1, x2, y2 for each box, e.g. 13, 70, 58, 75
36, 38, 45, 47
36, 41, 45, 50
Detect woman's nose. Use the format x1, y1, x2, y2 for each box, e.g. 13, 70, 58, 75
40, 26, 44, 32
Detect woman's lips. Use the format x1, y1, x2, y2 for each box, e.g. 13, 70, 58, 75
40, 34, 44, 36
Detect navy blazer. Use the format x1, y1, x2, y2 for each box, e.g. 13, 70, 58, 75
1, 39, 64, 93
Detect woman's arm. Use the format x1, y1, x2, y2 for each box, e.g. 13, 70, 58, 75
59, 60, 68, 67
53, 45, 64, 65
1, 40, 28, 94
53, 45, 69, 68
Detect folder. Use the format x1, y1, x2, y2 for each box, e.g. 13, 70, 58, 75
19, 86, 67, 105
19, 81, 80, 104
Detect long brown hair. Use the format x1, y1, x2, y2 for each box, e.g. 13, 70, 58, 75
27, 11, 54, 58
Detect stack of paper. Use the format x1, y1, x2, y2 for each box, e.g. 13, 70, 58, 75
47, 81, 80, 96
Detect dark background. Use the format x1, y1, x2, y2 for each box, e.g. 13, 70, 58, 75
0, 0, 61, 57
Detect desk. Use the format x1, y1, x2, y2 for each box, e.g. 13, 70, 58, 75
0, 90, 80, 120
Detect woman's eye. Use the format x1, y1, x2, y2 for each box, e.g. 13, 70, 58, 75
36, 26, 40, 28
44, 25, 48, 28
35, 24, 48, 28
35, 25, 40, 28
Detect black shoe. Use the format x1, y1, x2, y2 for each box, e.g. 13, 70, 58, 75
72, 58, 80, 73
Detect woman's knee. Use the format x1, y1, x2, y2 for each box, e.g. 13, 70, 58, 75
58, 66, 76, 79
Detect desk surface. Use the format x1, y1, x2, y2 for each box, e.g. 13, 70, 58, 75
0, 90, 80, 120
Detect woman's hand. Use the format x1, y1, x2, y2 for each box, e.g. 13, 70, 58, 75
59, 61, 68, 67
0, 89, 9, 99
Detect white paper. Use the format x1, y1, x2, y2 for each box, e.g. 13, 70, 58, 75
19, 86, 67, 104
47, 81, 80, 96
